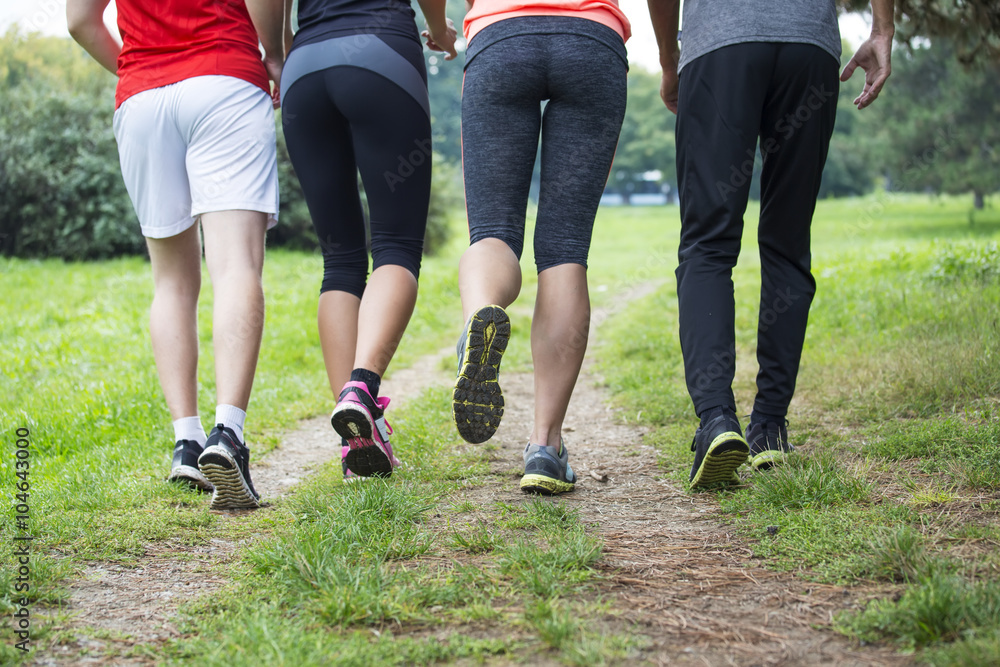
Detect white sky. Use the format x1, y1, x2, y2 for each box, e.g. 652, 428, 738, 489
0, 0, 872, 72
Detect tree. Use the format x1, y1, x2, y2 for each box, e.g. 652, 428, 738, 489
608, 67, 677, 202
870, 41, 1000, 209
0, 29, 142, 260
838, 0, 1000, 64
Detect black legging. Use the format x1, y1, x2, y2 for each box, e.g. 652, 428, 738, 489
281, 34, 429, 298
461, 17, 627, 272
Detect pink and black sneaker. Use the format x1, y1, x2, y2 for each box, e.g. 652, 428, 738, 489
340, 443, 401, 483
331, 381, 398, 478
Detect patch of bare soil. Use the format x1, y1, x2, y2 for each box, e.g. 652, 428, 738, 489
34, 288, 912, 665
442, 360, 910, 666
32, 351, 457, 666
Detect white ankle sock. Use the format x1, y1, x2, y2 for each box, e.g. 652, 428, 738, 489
215, 404, 246, 444
173, 416, 207, 447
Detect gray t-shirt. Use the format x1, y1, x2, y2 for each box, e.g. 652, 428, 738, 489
678, 0, 841, 71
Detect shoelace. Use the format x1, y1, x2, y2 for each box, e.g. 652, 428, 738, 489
376, 396, 393, 435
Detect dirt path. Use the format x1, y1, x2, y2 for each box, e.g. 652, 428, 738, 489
35, 286, 912, 666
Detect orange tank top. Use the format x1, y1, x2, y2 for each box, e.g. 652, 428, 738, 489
464, 0, 631, 44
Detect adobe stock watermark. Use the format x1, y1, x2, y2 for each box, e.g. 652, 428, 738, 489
849, 123, 958, 239
384, 138, 433, 193
688, 285, 805, 395
11, 427, 33, 654
715, 84, 837, 202
758, 286, 802, 333
20, 0, 61, 33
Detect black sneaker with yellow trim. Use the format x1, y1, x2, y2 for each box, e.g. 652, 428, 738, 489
745, 419, 793, 471
689, 407, 749, 489
453, 305, 510, 444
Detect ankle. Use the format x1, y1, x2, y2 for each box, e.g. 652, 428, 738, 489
215, 404, 247, 444
349, 368, 381, 398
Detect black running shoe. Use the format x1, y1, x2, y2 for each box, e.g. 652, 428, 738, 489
689, 407, 749, 489
167, 440, 213, 492
198, 424, 260, 510
745, 419, 794, 471
453, 305, 510, 444
520, 441, 576, 495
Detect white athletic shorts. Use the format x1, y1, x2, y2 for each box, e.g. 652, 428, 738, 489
113, 75, 279, 239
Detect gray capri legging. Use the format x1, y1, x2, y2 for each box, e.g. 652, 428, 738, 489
462, 17, 628, 272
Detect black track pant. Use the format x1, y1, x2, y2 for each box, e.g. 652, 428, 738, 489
675, 42, 839, 417
281, 34, 430, 298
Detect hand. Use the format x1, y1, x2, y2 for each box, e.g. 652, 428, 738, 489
840, 32, 892, 110
422, 18, 458, 61
263, 54, 283, 109
660, 53, 680, 114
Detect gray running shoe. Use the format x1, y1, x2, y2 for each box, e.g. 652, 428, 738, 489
520, 441, 576, 495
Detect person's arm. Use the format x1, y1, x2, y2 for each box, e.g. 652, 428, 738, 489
417, 0, 458, 61
244, 0, 286, 106
283, 0, 295, 59
647, 0, 681, 114
840, 0, 894, 109
66, 0, 121, 75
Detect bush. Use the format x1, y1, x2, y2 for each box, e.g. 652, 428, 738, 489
0, 33, 142, 260
0, 31, 457, 260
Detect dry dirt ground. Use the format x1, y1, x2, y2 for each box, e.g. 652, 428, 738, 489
33, 291, 914, 666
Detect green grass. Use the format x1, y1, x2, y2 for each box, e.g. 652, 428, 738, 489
156, 388, 634, 663
596, 193, 1000, 663
0, 205, 658, 663
3, 193, 999, 664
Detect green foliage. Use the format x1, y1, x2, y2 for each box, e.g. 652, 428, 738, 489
855, 526, 932, 583
838, 0, 1000, 65
608, 66, 677, 198
746, 452, 873, 509
837, 570, 1000, 650
0, 30, 141, 259
867, 41, 1000, 208
925, 241, 1000, 283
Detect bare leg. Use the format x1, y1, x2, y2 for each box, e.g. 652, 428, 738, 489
318, 265, 419, 398
458, 238, 522, 318
530, 263, 590, 447
318, 290, 360, 396
201, 210, 268, 411
355, 265, 418, 377
146, 223, 202, 420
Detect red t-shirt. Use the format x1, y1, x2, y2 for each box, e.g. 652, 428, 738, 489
115, 0, 270, 109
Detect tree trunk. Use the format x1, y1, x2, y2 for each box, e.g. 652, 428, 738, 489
974, 190, 985, 210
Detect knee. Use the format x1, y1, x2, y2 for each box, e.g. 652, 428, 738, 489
321, 250, 368, 299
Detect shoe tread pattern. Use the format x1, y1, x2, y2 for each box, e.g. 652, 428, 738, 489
690, 432, 749, 489
520, 474, 574, 495
453, 305, 510, 444
199, 447, 259, 510
343, 440, 393, 478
